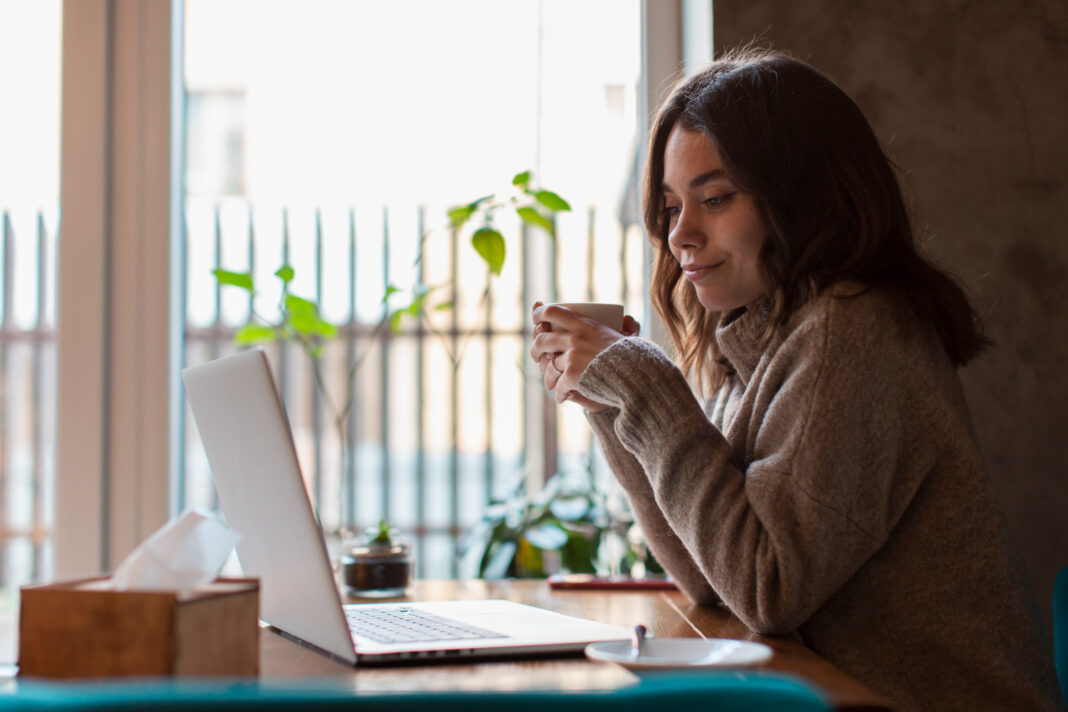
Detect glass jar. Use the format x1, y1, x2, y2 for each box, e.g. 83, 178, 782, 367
340, 526, 412, 598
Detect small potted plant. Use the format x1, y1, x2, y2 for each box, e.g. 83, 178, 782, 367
339, 520, 413, 598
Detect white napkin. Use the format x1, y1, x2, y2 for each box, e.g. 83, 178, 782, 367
108, 509, 241, 591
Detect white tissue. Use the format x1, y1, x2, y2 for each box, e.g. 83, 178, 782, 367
108, 509, 241, 591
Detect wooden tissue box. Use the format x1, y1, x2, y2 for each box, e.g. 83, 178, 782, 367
18, 577, 259, 678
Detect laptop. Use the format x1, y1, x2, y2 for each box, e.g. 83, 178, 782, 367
182, 347, 631, 665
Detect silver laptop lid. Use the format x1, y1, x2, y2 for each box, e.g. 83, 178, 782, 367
182, 347, 357, 664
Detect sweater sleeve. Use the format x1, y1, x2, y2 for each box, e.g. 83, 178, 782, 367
585, 409, 719, 604
577, 300, 932, 635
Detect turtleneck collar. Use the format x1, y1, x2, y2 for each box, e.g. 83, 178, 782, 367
714, 295, 775, 385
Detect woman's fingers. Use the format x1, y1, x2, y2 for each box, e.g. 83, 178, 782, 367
531, 302, 632, 411
529, 301, 632, 413
530, 329, 566, 365
531, 318, 614, 379
533, 303, 593, 332
540, 353, 562, 390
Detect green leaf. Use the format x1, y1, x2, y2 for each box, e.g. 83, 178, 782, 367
290, 311, 318, 335
315, 319, 338, 339
480, 502, 513, 521
212, 269, 254, 291
475, 516, 513, 546
549, 494, 590, 521
516, 206, 554, 237
560, 530, 599, 574
372, 519, 391, 544
515, 537, 545, 577
511, 170, 531, 190
389, 310, 405, 334
274, 265, 295, 283
646, 554, 665, 575
382, 285, 401, 303
434, 301, 453, 311
284, 295, 333, 338
291, 314, 337, 342
409, 283, 433, 314
523, 522, 569, 550
482, 540, 518, 579
234, 324, 276, 345
284, 294, 317, 317
534, 190, 571, 212
471, 227, 506, 275
533, 474, 562, 504
447, 204, 476, 229
447, 195, 494, 229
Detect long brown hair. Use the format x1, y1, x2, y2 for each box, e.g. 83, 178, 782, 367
644, 48, 987, 390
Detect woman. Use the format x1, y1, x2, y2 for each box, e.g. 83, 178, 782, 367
530, 49, 1062, 711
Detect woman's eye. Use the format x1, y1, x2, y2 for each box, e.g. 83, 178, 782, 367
703, 192, 737, 209
662, 205, 681, 220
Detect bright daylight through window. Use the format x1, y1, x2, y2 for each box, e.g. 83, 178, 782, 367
181, 1, 646, 578
0, 0, 60, 587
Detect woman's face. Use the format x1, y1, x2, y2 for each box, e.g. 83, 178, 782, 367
662, 126, 769, 313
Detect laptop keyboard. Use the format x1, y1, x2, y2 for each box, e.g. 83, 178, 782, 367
346, 607, 509, 644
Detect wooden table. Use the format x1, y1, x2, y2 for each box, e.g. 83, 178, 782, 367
258, 579, 892, 711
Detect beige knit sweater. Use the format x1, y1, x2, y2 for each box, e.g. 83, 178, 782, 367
579, 284, 1063, 712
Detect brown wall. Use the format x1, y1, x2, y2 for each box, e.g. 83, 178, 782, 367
713, 0, 1068, 623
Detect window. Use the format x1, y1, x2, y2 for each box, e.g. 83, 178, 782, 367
180, 0, 646, 577
46, 0, 699, 582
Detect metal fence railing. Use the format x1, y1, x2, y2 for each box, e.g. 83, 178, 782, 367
179, 199, 647, 579
0, 209, 57, 586
0, 199, 646, 584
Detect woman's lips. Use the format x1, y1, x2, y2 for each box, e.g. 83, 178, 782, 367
681, 262, 723, 281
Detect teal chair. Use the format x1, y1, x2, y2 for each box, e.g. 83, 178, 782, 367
0, 671, 830, 711
1055, 565, 1068, 704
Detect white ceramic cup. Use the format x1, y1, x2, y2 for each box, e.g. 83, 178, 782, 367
547, 302, 625, 332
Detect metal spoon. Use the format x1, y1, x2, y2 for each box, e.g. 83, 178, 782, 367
629, 624, 647, 661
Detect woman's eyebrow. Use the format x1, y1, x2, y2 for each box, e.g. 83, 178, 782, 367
688, 169, 728, 189
661, 169, 729, 194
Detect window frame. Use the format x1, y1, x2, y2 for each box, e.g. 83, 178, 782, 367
54, 0, 183, 577
52, 0, 701, 577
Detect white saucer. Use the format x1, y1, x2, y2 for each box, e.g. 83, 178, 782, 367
585, 637, 773, 670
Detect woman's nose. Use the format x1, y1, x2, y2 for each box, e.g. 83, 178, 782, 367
667, 206, 704, 253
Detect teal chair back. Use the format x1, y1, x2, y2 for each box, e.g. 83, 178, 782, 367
1055, 565, 1068, 704
0, 671, 830, 711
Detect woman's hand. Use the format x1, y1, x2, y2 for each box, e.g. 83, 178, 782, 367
529, 302, 640, 411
